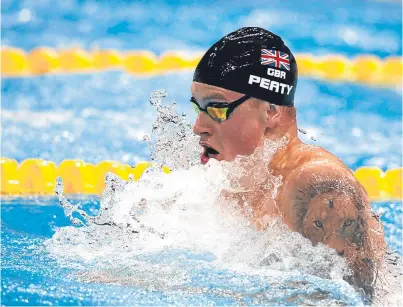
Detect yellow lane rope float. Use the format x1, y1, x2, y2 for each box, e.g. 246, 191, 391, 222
0, 157, 170, 196
1, 47, 401, 87
0, 157, 401, 200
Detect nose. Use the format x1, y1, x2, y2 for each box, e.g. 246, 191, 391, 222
193, 112, 214, 136
324, 232, 345, 254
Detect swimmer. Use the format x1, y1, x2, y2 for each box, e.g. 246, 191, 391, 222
190, 27, 385, 300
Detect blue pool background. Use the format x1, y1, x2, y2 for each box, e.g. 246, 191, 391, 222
1, 0, 402, 169
1, 0, 402, 305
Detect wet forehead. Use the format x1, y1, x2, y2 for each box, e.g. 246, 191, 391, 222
191, 82, 244, 103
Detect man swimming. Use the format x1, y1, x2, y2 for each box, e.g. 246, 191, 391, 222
190, 27, 386, 300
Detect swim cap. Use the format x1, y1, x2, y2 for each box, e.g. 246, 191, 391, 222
193, 27, 298, 106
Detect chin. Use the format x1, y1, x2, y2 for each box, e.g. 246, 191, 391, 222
215, 154, 226, 161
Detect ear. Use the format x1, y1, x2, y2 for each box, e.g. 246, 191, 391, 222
265, 104, 283, 130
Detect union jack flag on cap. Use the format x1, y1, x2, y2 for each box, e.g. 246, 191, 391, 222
261, 49, 290, 71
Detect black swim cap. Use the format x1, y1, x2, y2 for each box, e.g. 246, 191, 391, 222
193, 27, 298, 106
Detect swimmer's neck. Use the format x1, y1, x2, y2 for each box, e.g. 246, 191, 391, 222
268, 130, 302, 174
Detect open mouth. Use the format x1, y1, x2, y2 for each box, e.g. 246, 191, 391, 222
201, 145, 220, 164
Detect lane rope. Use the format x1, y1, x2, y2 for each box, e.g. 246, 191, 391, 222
1, 47, 402, 87
1, 157, 401, 200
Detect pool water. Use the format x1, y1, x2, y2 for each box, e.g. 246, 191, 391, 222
1, 0, 402, 305
1, 195, 402, 305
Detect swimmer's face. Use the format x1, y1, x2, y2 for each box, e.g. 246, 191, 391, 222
302, 192, 363, 256
191, 82, 268, 164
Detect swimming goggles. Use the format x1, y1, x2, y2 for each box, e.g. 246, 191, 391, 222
190, 95, 251, 123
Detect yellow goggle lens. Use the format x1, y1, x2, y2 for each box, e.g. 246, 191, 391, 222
207, 107, 229, 121
191, 101, 200, 114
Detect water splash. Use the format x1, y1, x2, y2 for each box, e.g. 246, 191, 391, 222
55, 177, 88, 227
145, 89, 200, 170
55, 172, 166, 239
47, 90, 370, 305
49, 165, 361, 305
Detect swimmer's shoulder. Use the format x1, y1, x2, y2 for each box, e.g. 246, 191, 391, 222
287, 142, 354, 176
279, 143, 365, 218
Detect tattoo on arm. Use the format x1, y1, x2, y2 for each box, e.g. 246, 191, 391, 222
293, 178, 366, 233
292, 176, 383, 301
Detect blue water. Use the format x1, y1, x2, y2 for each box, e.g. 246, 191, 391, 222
1, 0, 402, 305
2, 198, 401, 306
2, 0, 402, 57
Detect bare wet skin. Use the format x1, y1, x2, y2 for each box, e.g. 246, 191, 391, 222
215, 137, 386, 302
301, 192, 362, 256
191, 80, 387, 301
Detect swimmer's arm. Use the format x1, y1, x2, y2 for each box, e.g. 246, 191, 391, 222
280, 163, 385, 262
279, 163, 386, 298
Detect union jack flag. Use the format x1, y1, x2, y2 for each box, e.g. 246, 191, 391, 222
261, 49, 290, 71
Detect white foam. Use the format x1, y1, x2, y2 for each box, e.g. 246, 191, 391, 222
47, 160, 352, 296
45, 90, 401, 304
